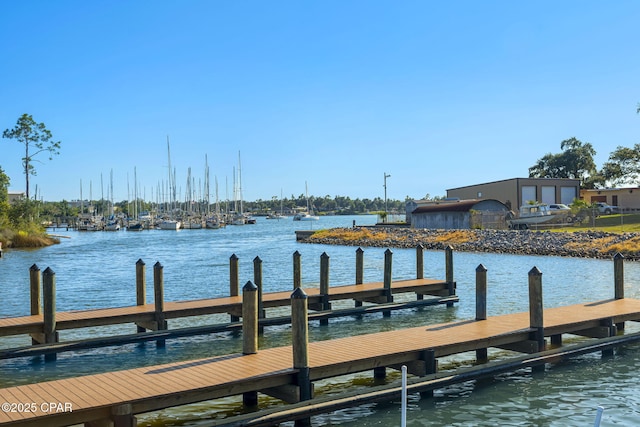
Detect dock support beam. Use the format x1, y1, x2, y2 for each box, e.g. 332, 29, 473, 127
242, 280, 259, 408
319, 252, 331, 325
291, 288, 312, 426
475, 264, 488, 363
43, 267, 58, 361
153, 262, 167, 348
354, 247, 364, 308
383, 249, 393, 317
29, 264, 41, 346
416, 244, 424, 300
293, 251, 301, 289
445, 245, 455, 307
229, 254, 240, 322
614, 252, 625, 331
529, 267, 545, 371
253, 256, 265, 332
135, 259, 146, 333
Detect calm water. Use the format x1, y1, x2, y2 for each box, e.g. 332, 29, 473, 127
1, 215, 640, 426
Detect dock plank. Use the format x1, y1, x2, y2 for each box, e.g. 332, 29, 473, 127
3, 298, 638, 426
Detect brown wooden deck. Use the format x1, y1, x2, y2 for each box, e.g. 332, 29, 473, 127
0, 278, 449, 336
1, 298, 639, 427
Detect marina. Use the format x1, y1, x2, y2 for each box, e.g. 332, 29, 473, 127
1, 215, 640, 426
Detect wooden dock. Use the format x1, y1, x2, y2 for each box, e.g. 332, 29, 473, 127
0, 298, 639, 427
0, 254, 636, 427
0, 246, 456, 357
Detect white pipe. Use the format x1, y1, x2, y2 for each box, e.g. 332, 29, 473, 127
593, 406, 604, 427
401, 365, 407, 427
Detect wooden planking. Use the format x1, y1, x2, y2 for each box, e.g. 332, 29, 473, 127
2, 298, 640, 426
0, 278, 448, 338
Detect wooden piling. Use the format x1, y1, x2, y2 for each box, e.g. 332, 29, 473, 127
355, 247, 364, 285
29, 264, 41, 316
153, 262, 167, 348
614, 252, 625, 331
242, 281, 258, 355
416, 244, 424, 280
475, 264, 488, 363
253, 256, 265, 323
135, 259, 146, 333
528, 267, 545, 357
420, 349, 437, 398
383, 249, 393, 317
355, 247, 364, 308
445, 245, 455, 307
293, 251, 301, 289
319, 252, 331, 326
291, 287, 312, 410
416, 244, 424, 300
230, 254, 240, 322
43, 267, 58, 361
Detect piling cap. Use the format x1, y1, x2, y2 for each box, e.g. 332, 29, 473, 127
136, 258, 145, 265
614, 252, 625, 260
291, 287, 308, 299
476, 264, 487, 273
528, 266, 542, 276
243, 281, 258, 291
356, 247, 364, 254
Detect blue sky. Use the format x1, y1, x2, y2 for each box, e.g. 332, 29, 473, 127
1, 1, 638, 203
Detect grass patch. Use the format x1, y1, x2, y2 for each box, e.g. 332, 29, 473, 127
432, 230, 477, 244
551, 213, 640, 233
0, 228, 59, 249
310, 228, 401, 242
604, 236, 640, 257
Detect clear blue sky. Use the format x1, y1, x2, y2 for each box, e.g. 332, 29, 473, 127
1, 1, 638, 203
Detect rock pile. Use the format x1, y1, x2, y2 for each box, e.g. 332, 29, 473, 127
304, 227, 640, 260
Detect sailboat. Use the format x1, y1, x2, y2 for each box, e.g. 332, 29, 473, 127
158, 136, 181, 230
293, 182, 319, 221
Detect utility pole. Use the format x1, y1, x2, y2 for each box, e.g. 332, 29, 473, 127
384, 172, 391, 223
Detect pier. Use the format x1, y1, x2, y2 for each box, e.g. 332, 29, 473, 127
0, 252, 636, 426
0, 245, 456, 358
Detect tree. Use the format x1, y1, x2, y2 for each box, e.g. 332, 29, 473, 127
601, 144, 640, 186
3, 114, 61, 199
529, 137, 599, 188
0, 166, 10, 227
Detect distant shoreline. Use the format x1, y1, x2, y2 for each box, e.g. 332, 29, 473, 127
302, 227, 640, 261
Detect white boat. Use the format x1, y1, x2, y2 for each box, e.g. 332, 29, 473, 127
293, 181, 319, 221
293, 213, 319, 221
507, 203, 556, 229
158, 219, 181, 230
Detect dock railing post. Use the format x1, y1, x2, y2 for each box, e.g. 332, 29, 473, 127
445, 245, 455, 307
135, 259, 146, 333
30, 264, 41, 316
253, 256, 265, 327
242, 280, 259, 407
383, 248, 393, 317
528, 267, 545, 361
242, 281, 258, 355
42, 267, 58, 361
29, 264, 41, 346
416, 244, 424, 300
153, 262, 167, 348
291, 287, 312, 424
319, 252, 331, 325
293, 251, 302, 289
614, 252, 625, 331
355, 247, 364, 308
475, 264, 488, 363
230, 254, 240, 322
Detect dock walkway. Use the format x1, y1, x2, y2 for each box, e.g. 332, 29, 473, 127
0, 278, 450, 338
1, 298, 640, 427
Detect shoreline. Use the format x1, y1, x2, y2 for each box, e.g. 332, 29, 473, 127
302, 227, 640, 261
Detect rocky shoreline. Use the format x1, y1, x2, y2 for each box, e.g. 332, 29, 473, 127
303, 227, 640, 260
